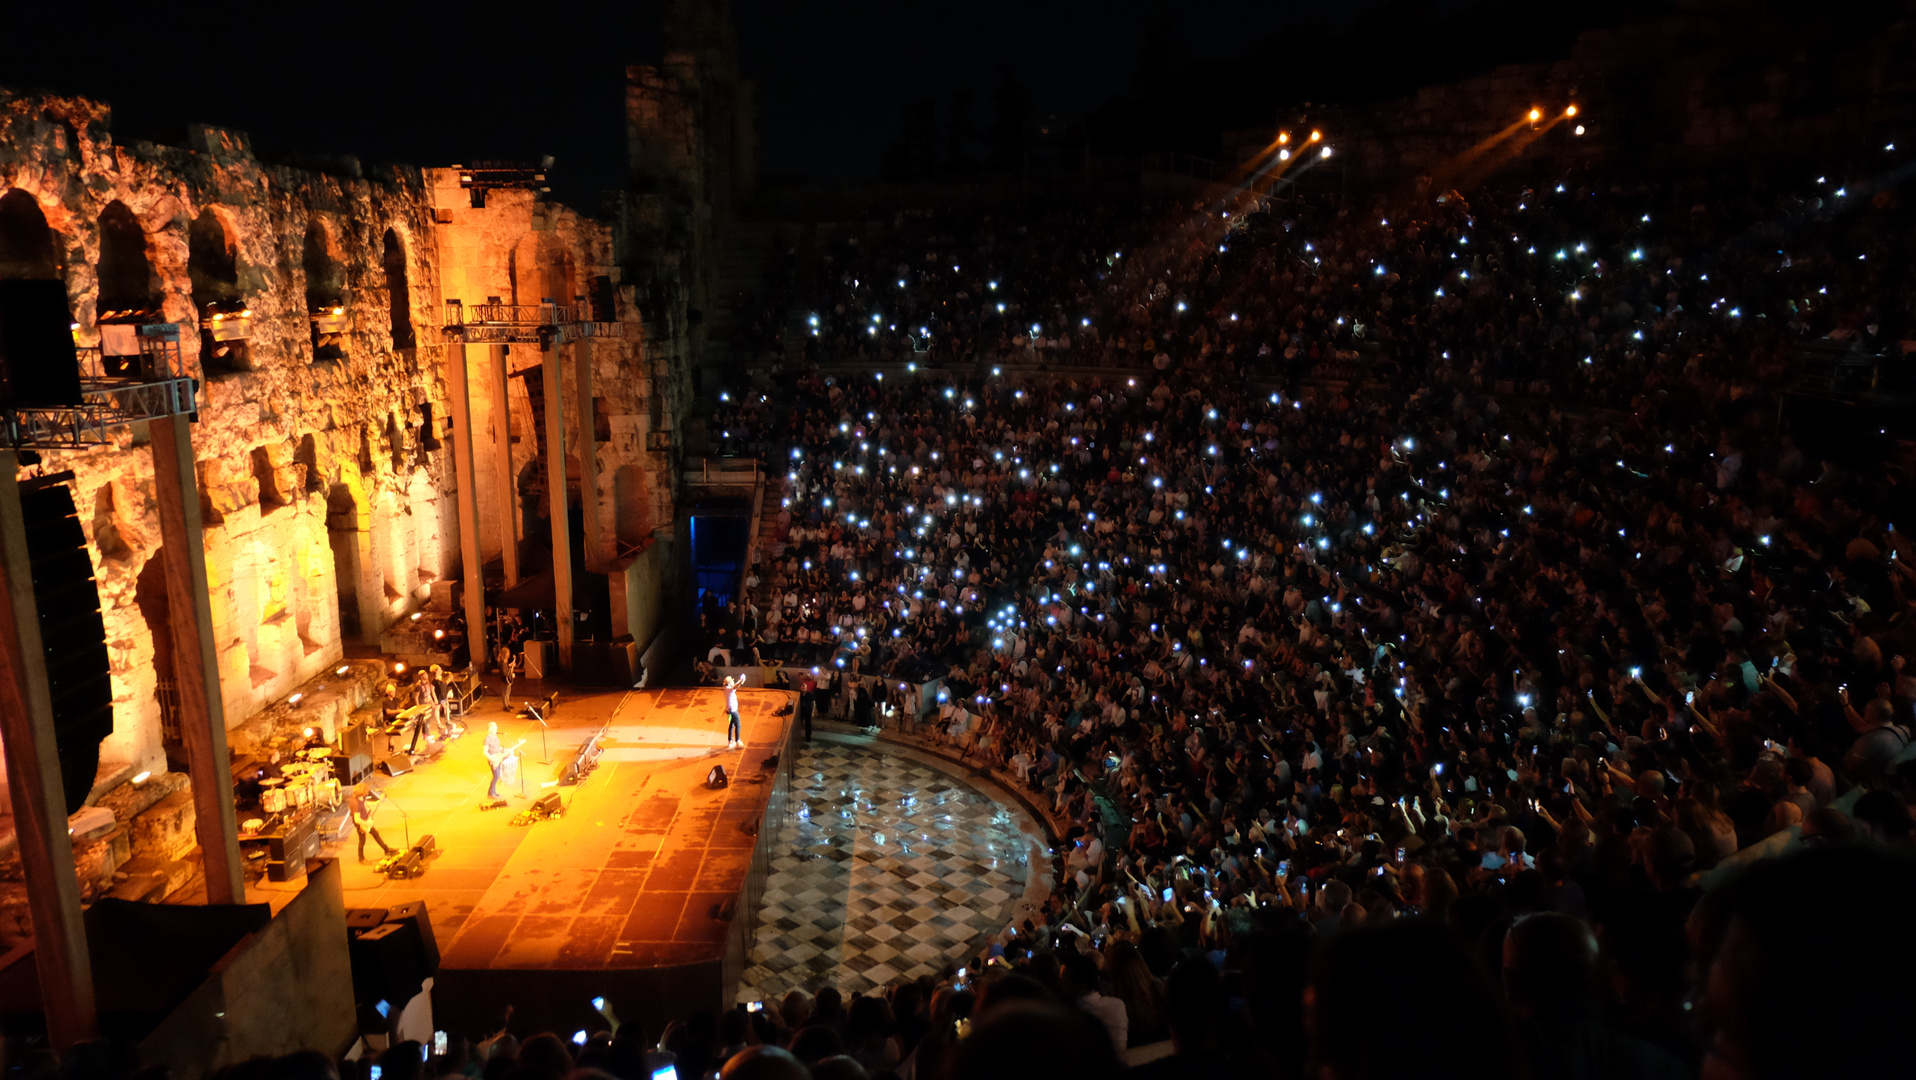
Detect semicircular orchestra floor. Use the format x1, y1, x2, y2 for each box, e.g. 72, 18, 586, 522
736, 741, 1044, 1002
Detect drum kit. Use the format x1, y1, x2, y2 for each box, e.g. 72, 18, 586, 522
259, 749, 342, 816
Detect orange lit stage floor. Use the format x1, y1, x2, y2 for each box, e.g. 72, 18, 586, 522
324, 686, 794, 1033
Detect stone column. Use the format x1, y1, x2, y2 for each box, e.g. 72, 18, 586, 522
446, 340, 489, 668
491, 344, 519, 587
542, 342, 573, 669
0, 453, 99, 1047
571, 339, 604, 570
148, 414, 245, 905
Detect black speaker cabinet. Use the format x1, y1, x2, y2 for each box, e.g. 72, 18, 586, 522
384, 899, 440, 974
344, 907, 388, 930
0, 279, 82, 409
18, 480, 112, 813
349, 921, 427, 1006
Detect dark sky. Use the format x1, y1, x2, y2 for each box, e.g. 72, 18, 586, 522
1, 0, 1409, 206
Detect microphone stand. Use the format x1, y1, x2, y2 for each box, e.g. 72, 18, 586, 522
377, 792, 414, 851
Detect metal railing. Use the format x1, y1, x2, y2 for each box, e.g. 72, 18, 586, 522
441, 300, 625, 345
3, 324, 199, 450
682, 456, 761, 484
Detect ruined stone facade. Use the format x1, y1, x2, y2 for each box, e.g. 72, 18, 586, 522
0, 88, 681, 800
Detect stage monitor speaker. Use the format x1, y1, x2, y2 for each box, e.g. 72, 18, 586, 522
376, 754, 412, 778
332, 751, 373, 786
349, 921, 427, 1006
0, 279, 82, 409
344, 907, 388, 930
532, 793, 562, 816
706, 764, 729, 790
339, 718, 370, 757
18, 479, 112, 813
384, 899, 440, 974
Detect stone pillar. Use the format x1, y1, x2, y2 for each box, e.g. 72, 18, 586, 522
148, 414, 245, 905
542, 342, 573, 669
491, 344, 519, 587
571, 340, 604, 570
0, 453, 99, 1047
446, 340, 489, 668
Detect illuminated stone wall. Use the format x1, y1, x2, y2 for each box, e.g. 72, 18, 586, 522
0, 90, 680, 805
426, 174, 674, 574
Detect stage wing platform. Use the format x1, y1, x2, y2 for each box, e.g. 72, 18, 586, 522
337, 686, 794, 1036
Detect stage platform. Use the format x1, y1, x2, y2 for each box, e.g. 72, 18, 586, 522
329, 685, 795, 1036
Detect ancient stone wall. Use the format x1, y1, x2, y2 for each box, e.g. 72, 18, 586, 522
0, 89, 681, 807
426, 173, 675, 574
1, 93, 450, 782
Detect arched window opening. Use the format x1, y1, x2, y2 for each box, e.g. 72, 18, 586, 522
304, 221, 345, 362
382, 229, 415, 351
0, 190, 61, 280
189, 210, 249, 374
96, 201, 160, 378
96, 201, 158, 315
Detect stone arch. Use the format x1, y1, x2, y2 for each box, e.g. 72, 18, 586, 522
294, 434, 323, 495
0, 189, 60, 280
508, 234, 578, 308
325, 480, 377, 642
303, 218, 344, 312
134, 552, 183, 760
190, 208, 246, 374
187, 209, 240, 308
382, 228, 415, 350
96, 200, 158, 313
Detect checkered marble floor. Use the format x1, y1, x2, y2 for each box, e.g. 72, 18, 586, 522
736, 744, 1039, 1002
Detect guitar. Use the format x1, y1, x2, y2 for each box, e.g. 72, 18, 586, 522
485, 738, 528, 768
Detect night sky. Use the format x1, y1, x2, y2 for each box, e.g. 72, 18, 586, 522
3, 0, 1435, 206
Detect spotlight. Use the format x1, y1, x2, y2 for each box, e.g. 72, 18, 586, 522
1309, 130, 1322, 141
393, 662, 407, 675
1564, 104, 1578, 118
336, 665, 351, 676
1528, 108, 1542, 122
131, 771, 151, 786
288, 693, 304, 708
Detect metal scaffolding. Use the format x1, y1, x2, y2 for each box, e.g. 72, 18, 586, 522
1, 324, 198, 451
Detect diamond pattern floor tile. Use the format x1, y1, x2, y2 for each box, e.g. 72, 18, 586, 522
736, 744, 1036, 1003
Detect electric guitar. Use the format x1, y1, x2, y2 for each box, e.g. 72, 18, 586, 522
485, 738, 528, 768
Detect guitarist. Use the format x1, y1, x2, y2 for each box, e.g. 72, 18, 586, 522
349, 783, 396, 864
483, 721, 528, 801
